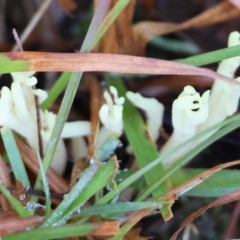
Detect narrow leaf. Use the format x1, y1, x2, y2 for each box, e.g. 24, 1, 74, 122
0, 183, 31, 217
2, 222, 119, 240
107, 76, 174, 220
77, 201, 162, 218
1, 52, 238, 86
1, 128, 30, 187
36, 151, 51, 217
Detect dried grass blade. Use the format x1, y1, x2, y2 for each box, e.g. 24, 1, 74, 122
2, 52, 238, 86
170, 189, 240, 240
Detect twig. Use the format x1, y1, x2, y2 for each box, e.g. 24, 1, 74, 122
12, 0, 53, 51
88, 76, 101, 160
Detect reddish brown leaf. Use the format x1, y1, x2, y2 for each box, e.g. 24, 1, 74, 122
0, 215, 43, 236
0, 154, 13, 210
133, 1, 240, 45
12, 181, 29, 205
123, 228, 148, 240
119, 159, 240, 238
88, 76, 100, 159
170, 190, 240, 240
70, 158, 87, 188
4, 52, 238, 87
57, 0, 77, 12
0, 210, 17, 219
91, 221, 119, 236
0, 154, 13, 188
158, 160, 240, 201
14, 135, 70, 193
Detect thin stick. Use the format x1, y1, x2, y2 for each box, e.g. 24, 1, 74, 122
12, 29, 23, 51
88, 76, 101, 160
12, 0, 52, 51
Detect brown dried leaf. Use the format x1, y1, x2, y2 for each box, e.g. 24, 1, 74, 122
0, 215, 43, 236
88, 76, 100, 159
95, 0, 137, 55
5, 52, 237, 86
14, 135, 70, 193
123, 228, 148, 240
0, 210, 17, 219
70, 158, 87, 188
133, 1, 240, 45
113, 0, 138, 55
0, 154, 13, 210
0, 154, 13, 188
170, 190, 240, 240
57, 0, 77, 12
12, 181, 29, 205
91, 221, 119, 236
158, 159, 240, 202
118, 159, 240, 237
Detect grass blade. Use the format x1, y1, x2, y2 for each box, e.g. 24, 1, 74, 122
2, 222, 118, 240
77, 201, 162, 218
1, 127, 30, 188
177, 44, 240, 66
106, 76, 174, 219
40, 0, 111, 176
137, 115, 240, 201
36, 151, 51, 217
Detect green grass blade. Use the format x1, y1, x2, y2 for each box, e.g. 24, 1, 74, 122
40, 72, 71, 111
97, 135, 121, 162
2, 223, 102, 240
96, 114, 240, 205
40, 0, 130, 111
177, 44, 240, 66
42, 160, 101, 227
116, 168, 240, 197
1, 127, 30, 188
42, 158, 116, 227
172, 168, 240, 197
36, 151, 51, 217
53, 158, 117, 226
137, 116, 240, 201
92, 0, 130, 49
0, 54, 29, 73
77, 201, 162, 218
106, 76, 173, 219
41, 0, 111, 174
0, 183, 31, 217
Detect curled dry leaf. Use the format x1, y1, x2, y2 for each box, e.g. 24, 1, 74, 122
133, 1, 240, 46
3, 52, 238, 87
170, 189, 240, 240
0, 215, 43, 236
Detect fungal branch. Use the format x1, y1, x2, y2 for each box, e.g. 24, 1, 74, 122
0, 72, 91, 174
161, 31, 240, 167
125, 31, 240, 168
98, 86, 125, 147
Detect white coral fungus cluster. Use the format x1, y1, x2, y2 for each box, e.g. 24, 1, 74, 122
127, 31, 240, 167
0, 72, 91, 174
